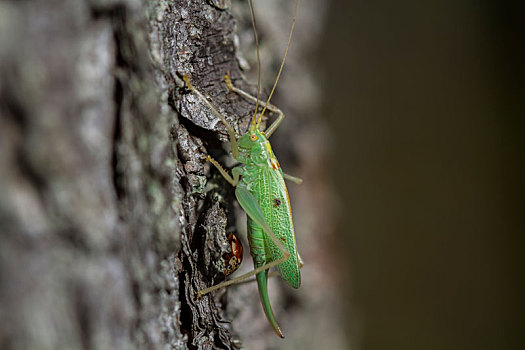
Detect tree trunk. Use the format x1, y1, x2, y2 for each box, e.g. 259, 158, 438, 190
0, 0, 342, 349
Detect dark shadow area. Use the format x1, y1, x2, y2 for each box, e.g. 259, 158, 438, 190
320, 0, 525, 349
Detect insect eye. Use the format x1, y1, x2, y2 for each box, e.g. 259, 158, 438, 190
249, 134, 258, 141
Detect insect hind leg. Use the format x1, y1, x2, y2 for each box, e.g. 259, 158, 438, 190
197, 187, 293, 298
239, 254, 304, 284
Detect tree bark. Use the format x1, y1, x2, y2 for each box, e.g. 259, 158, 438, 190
0, 0, 340, 349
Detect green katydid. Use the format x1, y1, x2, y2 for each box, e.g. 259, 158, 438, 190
183, 0, 302, 338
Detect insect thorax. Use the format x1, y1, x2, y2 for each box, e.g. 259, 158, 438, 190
237, 131, 279, 170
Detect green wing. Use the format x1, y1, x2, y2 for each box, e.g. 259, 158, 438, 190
249, 167, 301, 289
235, 186, 275, 239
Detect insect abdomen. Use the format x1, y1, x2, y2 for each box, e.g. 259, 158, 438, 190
247, 217, 269, 267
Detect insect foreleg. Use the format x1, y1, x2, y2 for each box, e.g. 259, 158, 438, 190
182, 75, 240, 158
263, 112, 285, 138
224, 74, 285, 138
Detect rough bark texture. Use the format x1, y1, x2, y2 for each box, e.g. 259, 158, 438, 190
0, 0, 344, 349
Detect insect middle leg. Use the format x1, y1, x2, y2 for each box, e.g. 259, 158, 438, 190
283, 173, 303, 184
204, 156, 241, 187
182, 75, 240, 158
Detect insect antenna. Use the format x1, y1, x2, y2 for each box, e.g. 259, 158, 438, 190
248, 0, 262, 131
255, 0, 300, 129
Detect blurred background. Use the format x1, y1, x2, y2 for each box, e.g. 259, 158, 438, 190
320, 0, 524, 349
1, 0, 523, 349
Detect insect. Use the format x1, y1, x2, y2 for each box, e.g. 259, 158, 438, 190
222, 233, 244, 276
183, 0, 302, 338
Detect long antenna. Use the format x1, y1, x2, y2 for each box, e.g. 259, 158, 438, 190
248, 0, 262, 130
256, 0, 300, 127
